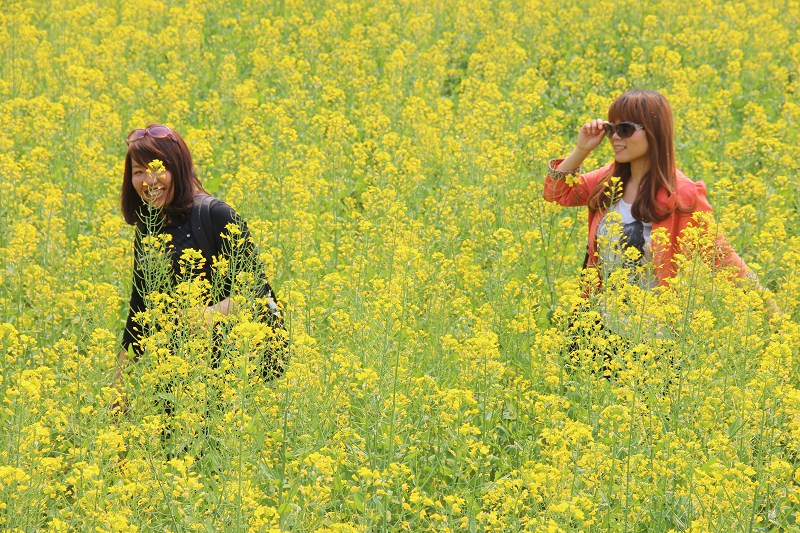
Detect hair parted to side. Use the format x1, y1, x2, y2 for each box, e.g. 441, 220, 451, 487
120, 124, 206, 225
587, 89, 691, 222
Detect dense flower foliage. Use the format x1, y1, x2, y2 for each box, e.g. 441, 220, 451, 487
1, 0, 799, 530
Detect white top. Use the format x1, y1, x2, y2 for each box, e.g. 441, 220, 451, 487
596, 199, 655, 288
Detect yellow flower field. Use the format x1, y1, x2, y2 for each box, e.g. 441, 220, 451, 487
1, 0, 799, 530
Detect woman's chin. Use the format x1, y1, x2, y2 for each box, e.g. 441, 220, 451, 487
140, 196, 166, 208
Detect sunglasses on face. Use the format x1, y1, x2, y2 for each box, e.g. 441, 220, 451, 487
126, 125, 178, 145
604, 122, 644, 139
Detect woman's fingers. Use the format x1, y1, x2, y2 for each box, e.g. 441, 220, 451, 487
581, 119, 606, 137
577, 119, 607, 153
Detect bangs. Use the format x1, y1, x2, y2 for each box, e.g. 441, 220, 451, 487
608, 92, 647, 124
127, 137, 171, 169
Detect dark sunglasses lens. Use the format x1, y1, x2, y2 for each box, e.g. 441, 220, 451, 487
604, 124, 614, 138
617, 123, 636, 138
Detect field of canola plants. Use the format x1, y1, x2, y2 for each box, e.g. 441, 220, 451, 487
2, 0, 800, 530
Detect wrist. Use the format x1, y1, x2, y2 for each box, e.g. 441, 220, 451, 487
548, 159, 580, 181
572, 146, 592, 159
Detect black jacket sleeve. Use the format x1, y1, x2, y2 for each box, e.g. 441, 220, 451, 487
208, 202, 282, 323
121, 229, 145, 356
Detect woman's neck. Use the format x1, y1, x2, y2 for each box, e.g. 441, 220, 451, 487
629, 158, 649, 182
622, 158, 649, 202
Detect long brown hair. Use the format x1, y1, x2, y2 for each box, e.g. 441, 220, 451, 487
120, 125, 206, 225
587, 90, 687, 222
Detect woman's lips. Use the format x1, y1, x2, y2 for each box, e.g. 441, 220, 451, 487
143, 187, 165, 201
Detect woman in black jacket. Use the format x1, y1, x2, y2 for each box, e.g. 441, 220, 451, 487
115, 124, 285, 393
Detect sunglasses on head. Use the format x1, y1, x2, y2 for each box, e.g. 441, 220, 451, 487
604, 122, 644, 139
126, 125, 178, 145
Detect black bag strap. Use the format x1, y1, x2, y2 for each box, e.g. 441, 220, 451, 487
191, 193, 218, 262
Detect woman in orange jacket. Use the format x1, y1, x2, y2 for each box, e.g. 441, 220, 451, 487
543, 89, 751, 289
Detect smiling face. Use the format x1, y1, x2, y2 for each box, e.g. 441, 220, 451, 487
608, 125, 649, 167
131, 160, 173, 208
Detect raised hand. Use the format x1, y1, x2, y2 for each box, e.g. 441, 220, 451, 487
553, 118, 607, 174
576, 118, 607, 155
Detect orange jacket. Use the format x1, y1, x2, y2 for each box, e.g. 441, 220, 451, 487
543, 162, 749, 286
